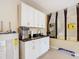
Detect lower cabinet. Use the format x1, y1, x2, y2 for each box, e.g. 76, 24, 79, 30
0, 34, 19, 59
33, 39, 40, 58
25, 41, 36, 59
20, 40, 36, 59
39, 37, 50, 56
20, 36, 49, 59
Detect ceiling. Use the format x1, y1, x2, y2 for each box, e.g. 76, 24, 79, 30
22, 0, 79, 14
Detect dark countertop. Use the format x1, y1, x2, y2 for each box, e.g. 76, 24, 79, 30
20, 35, 48, 42
20, 38, 34, 42
0, 32, 16, 34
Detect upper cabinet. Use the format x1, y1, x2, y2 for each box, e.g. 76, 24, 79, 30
33, 8, 39, 27
20, 2, 46, 28
20, 2, 34, 27
34, 9, 46, 28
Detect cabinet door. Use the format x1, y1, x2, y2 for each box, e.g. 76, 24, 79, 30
39, 38, 46, 56
39, 37, 49, 56
43, 37, 49, 52
38, 11, 43, 28
25, 42, 30, 59
11, 34, 19, 59
33, 39, 41, 58
37, 11, 46, 28
6, 34, 19, 59
21, 2, 34, 27
34, 10, 42, 28
21, 2, 30, 26
33, 8, 38, 27
25, 41, 36, 59
28, 7, 34, 27
41, 13, 46, 28
39, 12, 45, 28
20, 2, 46, 28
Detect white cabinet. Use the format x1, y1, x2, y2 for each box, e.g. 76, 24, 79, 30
25, 41, 36, 59
28, 7, 34, 27
39, 38, 45, 56
0, 34, 19, 59
20, 40, 36, 59
20, 2, 46, 28
20, 2, 30, 26
20, 2, 34, 27
33, 39, 40, 58
35, 11, 46, 28
43, 37, 50, 52
37, 11, 42, 27
20, 37, 49, 59
39, 37, 49, 56
67, 6, 77, 41
33, 9, 38, 27
41, 13, 46, 28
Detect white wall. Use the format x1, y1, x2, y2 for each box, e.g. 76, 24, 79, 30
0, 0, 19, 32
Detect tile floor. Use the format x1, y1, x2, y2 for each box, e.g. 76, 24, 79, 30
38, 49, 79, 59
